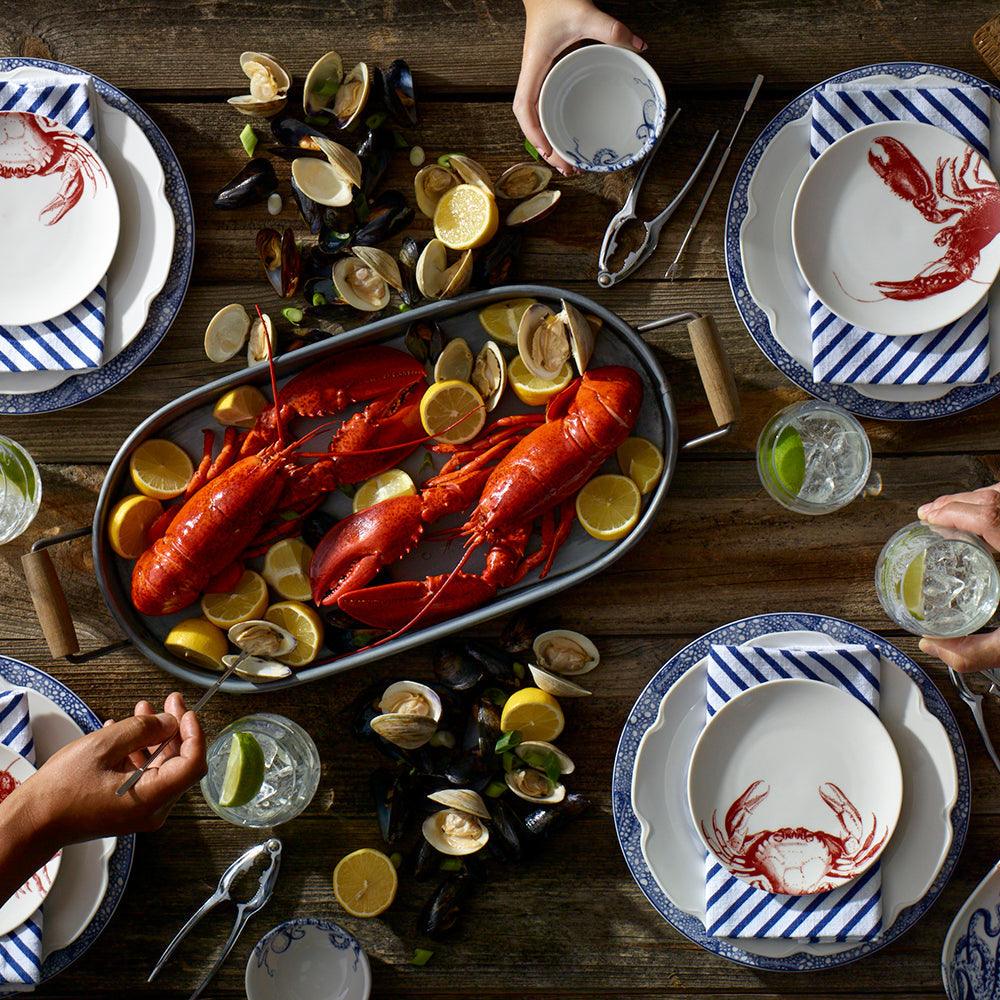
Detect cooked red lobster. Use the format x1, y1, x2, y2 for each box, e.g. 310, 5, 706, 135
309, 366, 643, 635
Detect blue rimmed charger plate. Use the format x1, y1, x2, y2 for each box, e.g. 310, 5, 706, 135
725, 62, 1000, 420
0, 655, 134, 995
0, 57, 193, 415
611, 612, 970, 971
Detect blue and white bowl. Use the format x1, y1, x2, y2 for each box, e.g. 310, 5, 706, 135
539, 44, 665, 172
943, 860, 1000, 999
246, 918, 371, 1000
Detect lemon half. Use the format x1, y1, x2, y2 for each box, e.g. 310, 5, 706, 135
575, 474, 641, 542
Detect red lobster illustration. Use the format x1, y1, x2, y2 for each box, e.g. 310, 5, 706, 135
864, 135, 1000, 301
0, 769, 17, 806
702, 779, 888, 895
309, 366, 642, 635
131, 342, 427, 616
0, 111, 107, 225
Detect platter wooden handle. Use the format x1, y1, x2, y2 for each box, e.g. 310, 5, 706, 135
687, 314, 741, 427
21, 547, 80, 659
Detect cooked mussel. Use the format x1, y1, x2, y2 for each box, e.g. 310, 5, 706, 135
256, 227, 301, 298
434, 642, 484, 691
228, 51, 289, 117
354, 190, 413, 246
404, 318, 445, 364
471, 340, 506, 411
500, 614, 534, 656
302, 509, 338, 550
382, 58, 417, 126
532, 629, 599, 675
270, 116, 327, 154
472, 229, 522, 288
414, 163, 459, 218
213, 158, 278, 209
506, 188, 561, 226
495, 162, 552, 201
332, 256, 391, 312
303, 50, 345, 117
372, 768, 412, 846
419, 873, 474, 939
487, 797, 526, 862
523, 791, 590, 838
516, 302, 570, 380
355, 126, 394, 195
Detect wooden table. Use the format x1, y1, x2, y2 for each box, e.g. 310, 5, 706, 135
2, 1, 1000, 996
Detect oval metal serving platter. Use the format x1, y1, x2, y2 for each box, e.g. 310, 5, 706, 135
94, 284, 677, 692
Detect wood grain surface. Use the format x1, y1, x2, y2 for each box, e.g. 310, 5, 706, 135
0, 1, 998, 997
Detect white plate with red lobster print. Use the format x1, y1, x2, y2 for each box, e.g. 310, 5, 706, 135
0, 744, 62, 936
792, 121, 1000, 338
0, 111, 120, 327
687, 678, 903, 895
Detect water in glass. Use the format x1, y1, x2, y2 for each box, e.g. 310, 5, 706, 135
0, 436, 41, 544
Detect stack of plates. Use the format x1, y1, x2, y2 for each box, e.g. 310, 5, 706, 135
0, 57, 193, 415
0, 656, 133, 997
612, 613, 969, 971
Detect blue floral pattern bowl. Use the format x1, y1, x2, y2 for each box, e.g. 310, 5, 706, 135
246, 918, 371, 1000
539, 44, 666, 172
944, 860, 1000, 999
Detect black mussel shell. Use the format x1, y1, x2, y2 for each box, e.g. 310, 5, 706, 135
442, 753, 491, 790
302, 509, 338, 550
462, 699, 501, 759
318, 218, 356, 255
404, 319, 445, 365
434, 642, 484, 691
354, 190, 414, 246
419, 874, 474, 940
523, 792, 590, 838
255, 227, 300, 298
382, 58, 417, 126
500, 615, 535, 656
371, 768, 412, 846
472, 228, 522, 288
284, 328, 330, 353
413, 837, 439, 881
270, 116, 327, 154
355, 127, 394, 196
213, 158, 278, 209
398, 235, 426, 271
290, 178, 324, 235
488, 797, 526, 862
299, 245, 336, 290
464, 639, 517, 684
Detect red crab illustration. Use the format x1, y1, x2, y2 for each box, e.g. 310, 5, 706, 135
0, 111, 107, 225
702, 779, 888, 895
0, 769, 18, 806
860, 135, 1000, 302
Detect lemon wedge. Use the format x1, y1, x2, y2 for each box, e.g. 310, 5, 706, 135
262, 538, 314, 601
164, 617, 228, 671
266, 600, 324, 667
129, 439, 193, 500
433, 183, 498, 250
616, 437, 664, 495
353, 469, 417, 513
479, 298, 537, 346
213, 385, 269, 428
420, 379, 485, 444
508, 356, 572, 406
107, 494, 163, 559
201, 569, 269, 629
500, 687, 565, 741
575, 474, 641, 542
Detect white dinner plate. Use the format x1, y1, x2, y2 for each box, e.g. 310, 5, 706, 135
728, 61, 1000, 419
613, 613, 968, 970
0, 62, 175, 396
0, 112, 120, 326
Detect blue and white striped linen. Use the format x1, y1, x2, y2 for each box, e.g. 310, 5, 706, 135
0, 74, 107, 372
0, 689, 42, 988
703, 644, 884, 941
809, 85, 992, 385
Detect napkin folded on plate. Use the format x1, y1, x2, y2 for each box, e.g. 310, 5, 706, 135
0, 689, 43, 989
0, 74, 107, 373
809, 84, 992, 386
702, 643, 884, 942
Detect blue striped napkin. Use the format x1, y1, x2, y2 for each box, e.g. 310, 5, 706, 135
703, 644, 884, 942
0, 74, 107, 372
809, 85, 992, 385
0, 690, 43, 988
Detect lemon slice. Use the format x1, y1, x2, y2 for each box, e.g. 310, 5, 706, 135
130, 439, 194, 500
262, 538, 314, 601
419, 379, 486, 444
771, 426, 806, 495
213, 385, 269, 428
266, 600, 324, 667
333, 848, 398, 918
218, 731, 266, 808
575, 474, 641, 542
164, 617, 228, 671
479, 298, 537, 346
902, 549, 926, 621
433, 183, 498, 250
616, 437, 664, 495
500, 687, 565, 741
353, 469, 417, 513
201, 569, 269, 628
107, 494, 163, 559
508, 356, 572, 407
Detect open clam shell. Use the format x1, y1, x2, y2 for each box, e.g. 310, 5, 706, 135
228, 619, 296, 657
229, 52, 290, 117
471, 340, 506, 411
204, 303, 250, 363
416, 239, 472, 299
505, 769, 566, 805
303, 50, 345, 117
333, 61, 371, 129
378, 680, 443, 723
496, 162, 552, 201
516, 303, 570, 380
351, 246, 404, 292
291, 138, 361, 209
532, 629, 599, 676
528, 664, 591, 698
414, 164, 459, 218
559, 299, 597, 375
427, 788, 490, 819
517, 740, 575, 775
333, 257, 390, 312
445, 154, 494, 195
371, 712, 437, 750
222, 653, 293, 682
506, 188, 561, 227
246, 311, 274, 365
434, 337, 474, 383
422, 807, 490, 856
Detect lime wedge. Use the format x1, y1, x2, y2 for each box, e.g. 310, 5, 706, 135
902, 549, 926, 621
218, 731, 265, 808
772, 426, 806, 494
0, 442, 35, 503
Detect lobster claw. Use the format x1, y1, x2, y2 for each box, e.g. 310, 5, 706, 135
867, 135, 957, 224
337, 573, 497, 630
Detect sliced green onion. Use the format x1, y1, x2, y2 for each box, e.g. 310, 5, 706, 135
398, 303, 411, 312
304, 113, 331, 126
439, 857, 463, 872
389, 851, 403, 869
312, 292, 327, 307
282, 307, 304, 325
496, 730, 521, 754
317, 79, 340, 99
366, 111, 388, 129
393, 130, 410, 149
410, 948, 434, 967
502, 751, 516, 772
437, 152, 460, 167
239, 124, 258, 157
484, 779, 507, 798
513, 661, 526, 680
524, 139, 540, 161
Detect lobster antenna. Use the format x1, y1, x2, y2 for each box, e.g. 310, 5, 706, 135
255, 304, 285, 449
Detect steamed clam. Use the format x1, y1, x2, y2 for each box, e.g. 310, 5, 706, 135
291, 138, 362, 208
332, 256, 390, 312
414, 163, 459, 218
332, 61, 371, 129
302, 50, 344, 117
528, 663, 591, 698
369, 680, 442, 749
506, 188, 561, 226
422, 789, 490, 856
228, 619, 296, 657
416, 239, 473, 299
221, 653, 293, 682
351, 245, 404, 293
495, 162, 552, 201
228, 52, 290, 117
444, 154, 494, 195
434, 337, 474, 383
532, 629, 599, 675
559, 299, 598, 375
246, 310, 274, 365
470, 341, 506, 411
516, 303, 570, 380
505, 741, 574, 805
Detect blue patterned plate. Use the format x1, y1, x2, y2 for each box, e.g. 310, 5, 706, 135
943, 858, 1000, 999
726, 62, 1000, 420
0, 57, 193, 414
612, 613, 970, 971
0, 655, 134, 996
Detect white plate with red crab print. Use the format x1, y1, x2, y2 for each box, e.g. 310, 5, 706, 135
792, 120, 1000, 338
687, 678, 903, 896
0, 110, 119, 327
0, 744, 62, 936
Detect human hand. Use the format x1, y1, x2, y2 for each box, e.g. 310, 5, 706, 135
916, 484, 1000, 672
514, 0, 646, 175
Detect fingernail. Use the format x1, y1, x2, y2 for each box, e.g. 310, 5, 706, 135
917, 504, 929, 518
918, 639, 931, 654
634, 35, 648, 51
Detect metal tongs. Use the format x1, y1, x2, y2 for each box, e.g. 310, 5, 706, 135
597, 109, 719, 288
149, 838, 282, 1000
